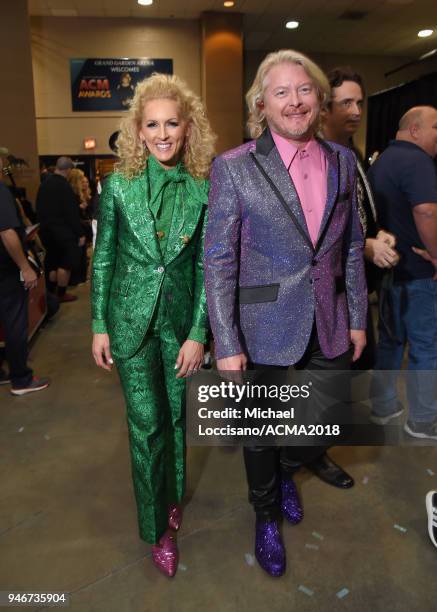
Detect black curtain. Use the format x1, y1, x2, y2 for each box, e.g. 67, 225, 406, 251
366, 71, 437, 160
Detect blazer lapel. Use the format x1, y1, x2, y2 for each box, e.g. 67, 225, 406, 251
164, 180, 206, 266
125, 172, 162, 263
251, 129, 313, 249
315, 139, 340, 252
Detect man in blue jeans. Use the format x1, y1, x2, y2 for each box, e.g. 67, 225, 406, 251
0, 149, 50, 395
368, 106, 437, 440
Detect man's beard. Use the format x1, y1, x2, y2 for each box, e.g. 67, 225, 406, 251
267, 111, 319, 141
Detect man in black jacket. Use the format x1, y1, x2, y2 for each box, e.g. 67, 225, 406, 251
36, 156, 85, 302
0, 149, 50, 395
321, 66, 399, 372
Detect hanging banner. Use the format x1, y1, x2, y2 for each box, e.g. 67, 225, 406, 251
70, 58, 173, 112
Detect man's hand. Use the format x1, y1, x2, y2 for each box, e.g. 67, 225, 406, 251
216, 353, 247, 384
1, 229, 39, 286
412, 246, 437, 280
175, 340, 204, 378
217, 353, 247, 371
350, 330, 366, 362
376, 229, 397, 248
21, 266, 38, 290
78, 236, 86, 247
92, 333, 113, 371
365, 237, 399, 268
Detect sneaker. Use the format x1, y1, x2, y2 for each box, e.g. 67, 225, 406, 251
10, 377, 50, 396
58, 293, 78, 303
403, 419, 437, 441
370, 405, 404, 425
0, 370, 11, 385
426, 491, 437, 548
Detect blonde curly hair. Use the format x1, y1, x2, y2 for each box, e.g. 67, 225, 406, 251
115, 73, 216, 180
68, 168, 85, 199
246, 49, 330, 139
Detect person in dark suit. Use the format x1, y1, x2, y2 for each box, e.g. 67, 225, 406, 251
204, 49, 367, 576
321, 67, 400, 372
36, 156, 85, 302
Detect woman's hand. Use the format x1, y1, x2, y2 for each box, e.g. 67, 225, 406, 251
92, 333, 114, 371
175, 340, 204, 378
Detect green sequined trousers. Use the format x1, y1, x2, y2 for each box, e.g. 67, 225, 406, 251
116, 299, 185, 544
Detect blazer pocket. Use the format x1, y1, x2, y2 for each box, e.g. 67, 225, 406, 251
337, 191, 351, 203
335, 276, 346, 294
239, 283, 279, 304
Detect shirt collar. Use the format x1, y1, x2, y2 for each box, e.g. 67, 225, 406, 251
271, 130, 320, 169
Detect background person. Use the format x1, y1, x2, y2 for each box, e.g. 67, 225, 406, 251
0, 148, 50, 395
91, 73, 215, 577
68, 168, 92, 285
368, 106, 437, 439
321, 66, 400, 371
36, 156, 85, 302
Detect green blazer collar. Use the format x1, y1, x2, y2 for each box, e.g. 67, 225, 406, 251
124, 163, 208, 265
164, 170, 209, 265
123, 171, 161, 263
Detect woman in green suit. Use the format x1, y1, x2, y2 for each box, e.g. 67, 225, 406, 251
91, 74, 215, 577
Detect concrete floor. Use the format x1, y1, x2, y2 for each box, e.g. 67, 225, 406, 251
1, 284, 436, 612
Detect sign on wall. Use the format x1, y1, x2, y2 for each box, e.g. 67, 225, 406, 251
70, 58, 173, 112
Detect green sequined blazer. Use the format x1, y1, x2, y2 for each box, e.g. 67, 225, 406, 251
91, 168, 209, 359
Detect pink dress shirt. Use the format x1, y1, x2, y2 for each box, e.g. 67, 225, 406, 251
271, 131, 328, 246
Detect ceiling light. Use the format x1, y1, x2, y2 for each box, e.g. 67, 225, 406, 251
418, 29, 433, 38
285, 21, 300, 30
224, 1, 235, 6
138, 0, 153, 6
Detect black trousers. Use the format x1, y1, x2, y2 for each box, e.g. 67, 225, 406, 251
243, 325, 352, 519
0, 276, 33, 387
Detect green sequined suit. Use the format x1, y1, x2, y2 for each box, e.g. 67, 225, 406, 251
91, 156, 209, 543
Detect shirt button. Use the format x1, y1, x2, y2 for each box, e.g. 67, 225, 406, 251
303, 174, 308, 179
157, 266, 165, 273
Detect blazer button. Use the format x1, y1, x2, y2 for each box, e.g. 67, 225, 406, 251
157, 266, 165, 273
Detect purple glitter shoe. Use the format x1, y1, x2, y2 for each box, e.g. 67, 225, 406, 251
281, 477, 303, 525
255, 519, 286, 577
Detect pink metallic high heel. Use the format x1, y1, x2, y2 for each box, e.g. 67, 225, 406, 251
151, 530, 178, 577
168, 504, 183, 531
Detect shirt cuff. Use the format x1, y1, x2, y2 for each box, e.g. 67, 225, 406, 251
187, 325, 207, 344
92, 319, 108, 334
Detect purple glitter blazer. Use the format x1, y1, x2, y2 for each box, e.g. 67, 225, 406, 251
204, 128, 367, 366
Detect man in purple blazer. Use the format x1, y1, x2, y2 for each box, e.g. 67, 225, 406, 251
204, 49, 367, 577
